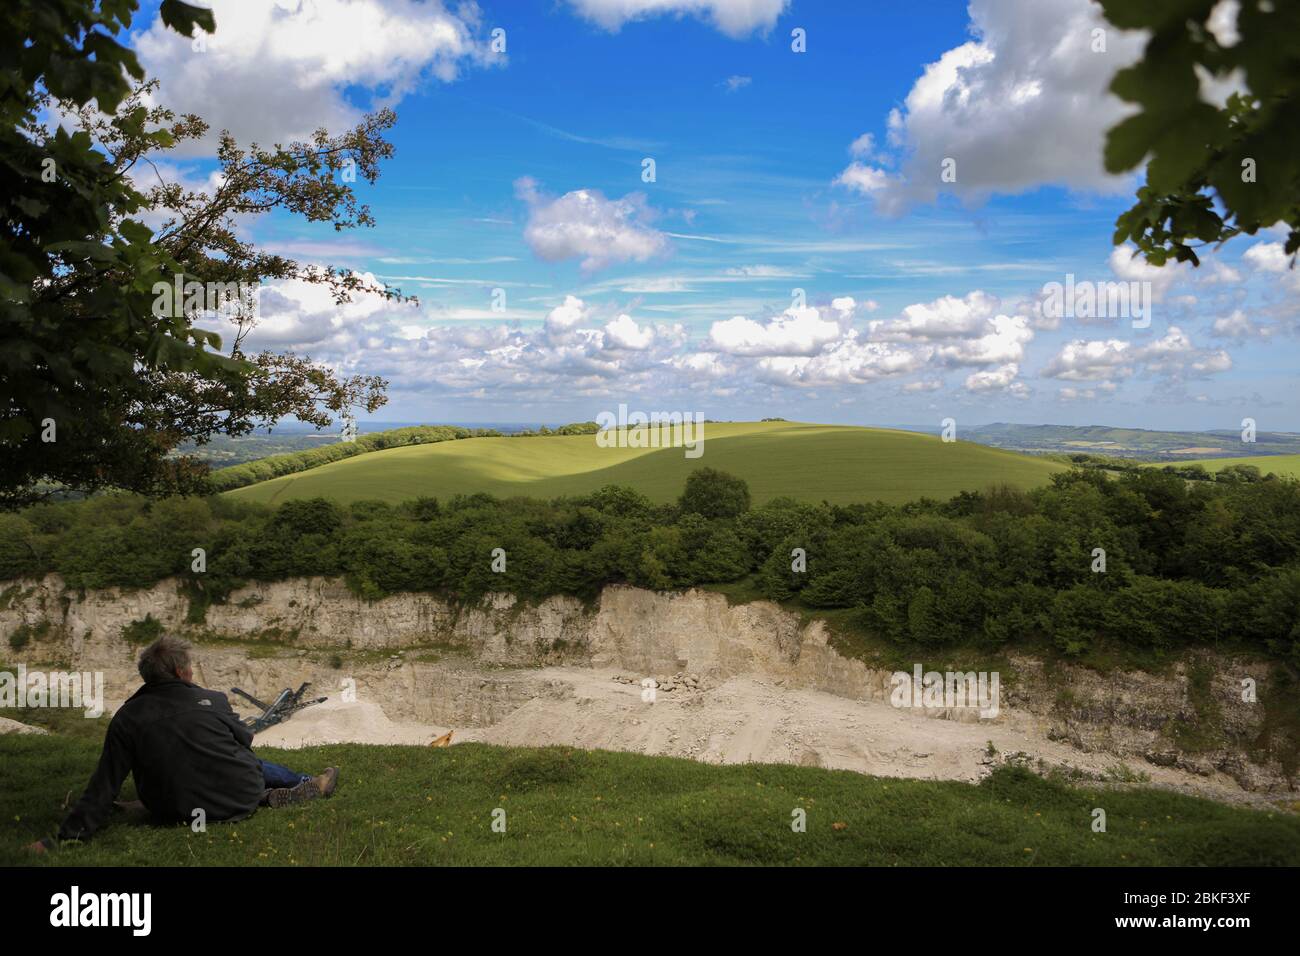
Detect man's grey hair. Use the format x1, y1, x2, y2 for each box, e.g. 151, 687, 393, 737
138, 635, 193, 684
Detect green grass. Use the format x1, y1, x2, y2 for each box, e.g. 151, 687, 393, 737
225, 421, 1064, 507
1164, 454, 1300, 479
4, 735, 1299, 866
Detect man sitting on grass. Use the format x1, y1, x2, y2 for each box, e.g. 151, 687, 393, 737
27, 635, 337, 852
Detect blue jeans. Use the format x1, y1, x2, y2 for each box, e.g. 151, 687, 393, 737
259, 758, 311, 789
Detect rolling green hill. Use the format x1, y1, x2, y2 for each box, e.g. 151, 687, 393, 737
1167, 454, 1300, 479
224, 421, 1065, 506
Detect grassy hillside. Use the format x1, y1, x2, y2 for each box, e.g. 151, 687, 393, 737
5, 734, 1299, 866
225, 422, 1064, 506
1168, 454, 1300, 480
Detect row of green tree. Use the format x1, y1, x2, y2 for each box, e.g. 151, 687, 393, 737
1059, 453, 1273, 484
2, 468, 1297, 664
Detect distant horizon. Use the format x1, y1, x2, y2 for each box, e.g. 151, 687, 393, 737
262, 418, 1300, 438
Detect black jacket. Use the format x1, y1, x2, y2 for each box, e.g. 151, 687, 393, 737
58, 679, 265, 841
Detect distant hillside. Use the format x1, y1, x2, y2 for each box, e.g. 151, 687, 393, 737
967, 423, 1300, 461
224, 421, 1064, 506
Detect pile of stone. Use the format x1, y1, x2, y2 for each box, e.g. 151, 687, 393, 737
611, 672, 703, 693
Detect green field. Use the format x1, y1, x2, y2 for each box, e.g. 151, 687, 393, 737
1168, 454, 1300, 479
225, 421, 1064, 506
5, 734, 1298, 866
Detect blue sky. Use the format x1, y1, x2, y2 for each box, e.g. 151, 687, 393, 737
127, 0, 1298, 431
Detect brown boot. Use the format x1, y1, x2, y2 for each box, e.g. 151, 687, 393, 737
266, 775, 322, 809
316, 766, 339, 798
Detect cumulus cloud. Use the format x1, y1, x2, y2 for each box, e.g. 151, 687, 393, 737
707, 306, 845, 357
833, 0, 1144, 212
135, 0, 499, 150
1212, 308, 1272, 340
864, 291, 1034, 369
219, 271, 403, 349
604, 314, 657, 350
1243, 241, 1293, 274
226, 272, 1185, 410
756, 335, 929, 387
228, 279, 705, 402
935, 315, 1034, 367
964, 363, 1027, 396
1198, 261, 1242, 285
870, 291, 999, 340
1108, 244, 1185, 303
1043, 328, 1231, 382
1140, 327, 1232, 377
703, 289, 1039, 389
544, 295, 593, 340
515, 177, 670, 271
565, 0, 789, 38
1043, 338, 1135, 381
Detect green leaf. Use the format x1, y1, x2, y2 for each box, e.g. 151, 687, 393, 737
1104, 114, 1160, 175
160, 0, 217, 38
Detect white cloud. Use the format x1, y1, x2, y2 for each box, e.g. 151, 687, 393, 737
515, 177, 670, 271
1043, 338, 1134, 381
848, 133, 875, 159
1211, 308, 1271, 340
1243, 241, 1292, 273
756, 334, 929, 387
834, 0, 1144, 212
870, 291, 1000, 340
603, 314, 656, 350
565, 0, 789, 38
935, 314, 1034, 367
135, 0, 499, 149
1044, 327, 1231, 382
708, 306, 844, 357
964, 363, 1021, 392
834, 163, 893, 196
723, 75, 752, 92
1108, 244, 1184, 302
227, 271, 401, 348
545, 295, 592, 339
1139, 327, 1232, 376
1199, 261, 1242, 285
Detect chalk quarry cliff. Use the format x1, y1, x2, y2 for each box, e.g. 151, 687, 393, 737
1, 574, 1293, 805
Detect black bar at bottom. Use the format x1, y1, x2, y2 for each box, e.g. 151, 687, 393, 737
7, 866, 1288, 940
